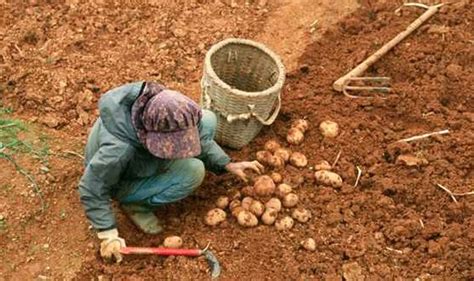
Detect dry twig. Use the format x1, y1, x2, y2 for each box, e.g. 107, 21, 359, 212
396, 129, 449, 143
436, 183, 458, 203
14, 44, 24, 57
0, 123, 17, 129
332, 149, 342, 168
309, 19, 319, 33
386, 247, 403, 254
419, 219, 424, 228
354, 166, 362, 187
436, 183, 474, 202
452, 191, 474, 196
63, 150, 85, 160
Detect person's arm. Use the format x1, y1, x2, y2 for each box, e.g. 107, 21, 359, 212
197, 111, 263, 180
198, 136, 231, 174
196, 111, 231, 174
78, 141, 134, 231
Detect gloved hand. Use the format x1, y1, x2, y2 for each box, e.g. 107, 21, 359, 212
97, 229, 126, 263
225, 160, 264, 182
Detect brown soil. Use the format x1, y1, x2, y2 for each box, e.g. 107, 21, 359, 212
1, 0, 473, 280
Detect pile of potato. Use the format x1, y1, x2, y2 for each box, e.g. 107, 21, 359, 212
204, 118, 343, 237
287, 119, 309, 145
256, 143, 307, 170
205, 175, 312, 230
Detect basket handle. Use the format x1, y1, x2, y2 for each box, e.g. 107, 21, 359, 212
201, 77, 281, 126
226, 93, 281, 125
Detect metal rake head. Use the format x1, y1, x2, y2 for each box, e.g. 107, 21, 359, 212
342, 76, 391, 99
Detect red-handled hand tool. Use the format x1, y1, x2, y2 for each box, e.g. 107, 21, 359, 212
120, 243, 221, 279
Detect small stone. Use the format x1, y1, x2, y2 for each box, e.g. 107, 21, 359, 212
301, 238, 316, 251
40, 166, 50, 173
396, 154, 428, 167
43, 244, 49, 249
158, 42, 167, 49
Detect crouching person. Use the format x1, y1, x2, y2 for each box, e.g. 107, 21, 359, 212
78, 81, 263, 262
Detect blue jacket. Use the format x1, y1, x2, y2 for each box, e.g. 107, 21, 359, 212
78, 82, 230, 230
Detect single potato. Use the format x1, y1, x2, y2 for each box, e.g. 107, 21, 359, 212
292, 119, 309, 133
241, 197, 254, 210
237, 210, 258, 227
264, 140, 281, 153
275, 216, 294, 231
231, 206, 245, 217
268, 155, 285, 169
301, 238, 316, 251
229, 199, 241, 211
261, 208, 278, 225
276, 183, 293, 198
270, 172, 283, 184
319, 120, 339, 138
314, 160, 332, 171
249, 200, 265, 217
163, 236, 183, 248
256, 150, 273, 165
282, 193, 299, 208
216, 196, 229, 209
265, 198, 282, 212
274, 148, 291, 162
289, 152, 308, 168
204, 208, 227, 226
241, 186, 255, 197
314, 170, 343, 188
291, 208, 312, 223
286, 128, 304, 145
254, 175, 276, 197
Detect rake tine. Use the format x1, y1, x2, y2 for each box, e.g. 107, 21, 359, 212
345, 86, 391, 93
342, 87, 389, 99
348, 76, 391, 82
342, 88, 367, 99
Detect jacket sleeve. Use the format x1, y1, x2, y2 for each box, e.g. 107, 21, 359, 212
197, 111, 231, 174
78, 140, 134, 231
198, 138, 231, 174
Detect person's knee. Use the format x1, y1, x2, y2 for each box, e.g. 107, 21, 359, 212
183, 158, 205, 189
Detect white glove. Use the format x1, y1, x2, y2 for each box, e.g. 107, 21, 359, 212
97, 229, 126, 263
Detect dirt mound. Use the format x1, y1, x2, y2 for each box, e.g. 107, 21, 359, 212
75, 1, 473, 280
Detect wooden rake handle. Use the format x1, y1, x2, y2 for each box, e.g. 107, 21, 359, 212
333, 3, 444, 92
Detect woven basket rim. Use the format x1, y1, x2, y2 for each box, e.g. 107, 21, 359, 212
204, 38, 285, 97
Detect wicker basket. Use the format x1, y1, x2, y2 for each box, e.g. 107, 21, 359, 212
201, 38, 285, 149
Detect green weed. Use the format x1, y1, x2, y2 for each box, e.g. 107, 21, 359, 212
0, 104, 50, 162
0, 104, 48, 212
